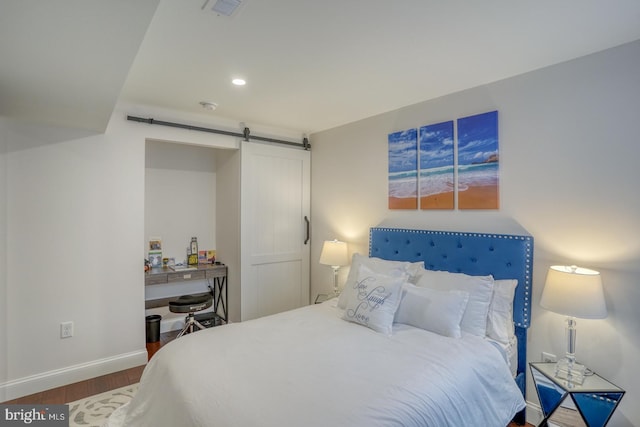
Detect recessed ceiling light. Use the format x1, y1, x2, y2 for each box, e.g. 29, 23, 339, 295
199, 101, 218, 111
232, 78, 246, 86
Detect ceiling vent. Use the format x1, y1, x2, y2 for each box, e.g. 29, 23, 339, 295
202, 0, 242, 17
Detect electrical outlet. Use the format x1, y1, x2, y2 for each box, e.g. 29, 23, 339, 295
542, 351, 556, 363
60, 321, 74, 338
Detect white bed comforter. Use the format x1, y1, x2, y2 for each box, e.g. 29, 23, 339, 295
108, 301, 524, 427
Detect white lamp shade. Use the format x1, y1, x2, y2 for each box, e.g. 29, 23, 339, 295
541, 265, 607, 319
319, 240, 348, 267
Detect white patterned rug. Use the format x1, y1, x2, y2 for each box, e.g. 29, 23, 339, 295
67, 383, 138, 427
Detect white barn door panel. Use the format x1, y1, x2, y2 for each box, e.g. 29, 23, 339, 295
241, 141, 310, 321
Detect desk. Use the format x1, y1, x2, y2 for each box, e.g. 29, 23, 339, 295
145, 264, 228, 324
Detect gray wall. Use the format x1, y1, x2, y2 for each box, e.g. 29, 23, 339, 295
310, 40, 640, 425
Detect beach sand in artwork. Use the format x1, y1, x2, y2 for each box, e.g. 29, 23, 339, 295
389, 197, 418, 209
458, 185, 499, 209
420, 191, 454, 210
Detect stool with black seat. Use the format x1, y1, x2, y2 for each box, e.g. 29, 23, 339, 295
169, 289, 213, 338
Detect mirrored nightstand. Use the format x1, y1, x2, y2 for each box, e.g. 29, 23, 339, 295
530, 362, 624, 427
314, 293, 330, 304
314, 293, 339, 304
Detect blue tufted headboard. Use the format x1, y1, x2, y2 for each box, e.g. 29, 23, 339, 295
369, 227, 533, 420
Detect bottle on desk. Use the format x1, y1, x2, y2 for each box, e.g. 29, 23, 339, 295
187, 237, 199, 265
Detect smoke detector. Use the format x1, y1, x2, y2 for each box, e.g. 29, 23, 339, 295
199, 101, 218, 111
202, 0, 243, 17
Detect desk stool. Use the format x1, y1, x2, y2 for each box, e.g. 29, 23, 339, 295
169, 290, 213, 338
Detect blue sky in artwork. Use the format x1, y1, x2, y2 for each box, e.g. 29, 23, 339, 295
419, 121, 454, 169
388, 129, 417, 173
457, 111, 498, 165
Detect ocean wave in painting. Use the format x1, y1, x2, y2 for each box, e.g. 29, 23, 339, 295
419, 165, 455, 196
389, 170, 418, 198
388, 129, 418, 203
458, 163, 498, 189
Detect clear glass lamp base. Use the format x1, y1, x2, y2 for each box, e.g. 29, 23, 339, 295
555, 357, 586, 385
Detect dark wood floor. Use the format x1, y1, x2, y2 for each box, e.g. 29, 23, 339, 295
2, 329, 533, 426
2, 364, 145, 405
144, 328, 179, 361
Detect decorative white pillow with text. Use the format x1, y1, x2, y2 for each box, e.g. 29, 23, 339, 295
342, 265, 405, 335
338, 254, 423, 309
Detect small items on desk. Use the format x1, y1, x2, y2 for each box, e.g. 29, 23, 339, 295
148, 237, 163, 268
198, 249, 216, 264
187, 236, 199, 265
170, 264, 197, 272
190, 236, 198, 256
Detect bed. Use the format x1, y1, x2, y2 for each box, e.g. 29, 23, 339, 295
108, 228, 533, 427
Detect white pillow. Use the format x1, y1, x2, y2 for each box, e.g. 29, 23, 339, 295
342, 265, 405, 335
395, 284, 469, 338
338, 254, 424, 309
486, 279, 517, 344
415, 269, 494, 337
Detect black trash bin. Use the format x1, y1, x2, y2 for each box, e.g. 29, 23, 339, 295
145, 314, 161, 343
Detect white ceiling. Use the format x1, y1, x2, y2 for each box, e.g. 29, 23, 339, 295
2, 0, 640, 135
0, 0, 160, 133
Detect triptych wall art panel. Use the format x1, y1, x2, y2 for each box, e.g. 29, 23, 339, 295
419, 121, 454, 210
388, 129, 418, 209
457, 111, 499, 209
388, 110, 499, 210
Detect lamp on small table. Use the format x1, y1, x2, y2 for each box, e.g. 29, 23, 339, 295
319, 239, 349, 298
540, 265, 607, 385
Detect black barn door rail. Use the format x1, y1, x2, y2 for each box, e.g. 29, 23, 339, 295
127, 115, 310, 150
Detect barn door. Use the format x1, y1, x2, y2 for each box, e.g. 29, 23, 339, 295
240, 141, 310, 320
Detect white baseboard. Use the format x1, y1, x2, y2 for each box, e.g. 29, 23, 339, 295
526, 400, 543, 425
0, 349, 148, 402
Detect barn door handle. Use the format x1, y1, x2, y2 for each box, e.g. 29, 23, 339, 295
304, 216, 310, 245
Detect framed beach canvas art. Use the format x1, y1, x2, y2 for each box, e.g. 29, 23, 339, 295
388, 129, 418, 209
457, 111, 499, 209
419, 121, 454, 209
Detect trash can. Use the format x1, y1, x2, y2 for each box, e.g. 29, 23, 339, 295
145, 314, 161, 343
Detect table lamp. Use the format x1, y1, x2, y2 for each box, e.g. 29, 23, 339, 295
540, 265, 607, 385
319, 239, 349, 297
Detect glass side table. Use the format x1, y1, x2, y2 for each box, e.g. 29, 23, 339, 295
314, 293, 339, 304
314, 293, 330, 304
530, 362, 625, 427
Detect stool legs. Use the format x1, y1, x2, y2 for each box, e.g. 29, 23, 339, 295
176, 313, 208, 338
